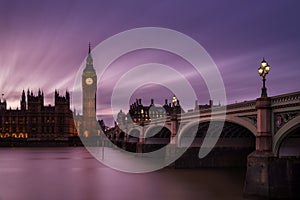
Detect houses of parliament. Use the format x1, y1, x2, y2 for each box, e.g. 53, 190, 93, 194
0, 45, 99, 141
0, 44, 183, 142
0, 89, 75, 139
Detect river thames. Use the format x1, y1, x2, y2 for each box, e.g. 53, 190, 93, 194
0, 147, 248, 200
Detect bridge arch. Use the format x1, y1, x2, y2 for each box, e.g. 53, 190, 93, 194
143, 125, 171, 153
127, 128, 141, 140
178, 119, 255, 146
144, 125, 171, 139
178, 115, 256, 144
127, 128, 140, 136
273, 115, 300, 155
176, 118, 255, 168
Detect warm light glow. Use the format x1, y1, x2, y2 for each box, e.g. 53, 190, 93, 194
258, 59, 271, 78
261, 60, 267, 67
172, 96, 177, 103
84, 130, 89, 138
85, 77, 93, 85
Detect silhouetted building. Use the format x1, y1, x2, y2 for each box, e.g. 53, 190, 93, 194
116, 95, 184, 126
0, 89, 76, 139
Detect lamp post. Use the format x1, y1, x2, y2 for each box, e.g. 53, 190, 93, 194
170, 95, 178, 143
258, 58, 270, 97
244, 59, 274, 198
172, 95, 177, 115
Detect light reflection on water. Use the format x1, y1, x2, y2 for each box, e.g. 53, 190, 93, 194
0, 148, 246, 200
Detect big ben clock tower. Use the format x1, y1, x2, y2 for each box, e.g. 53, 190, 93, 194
82, 44, 97, 137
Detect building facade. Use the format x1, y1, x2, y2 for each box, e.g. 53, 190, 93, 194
81, 44, 98, 137
0, 89, 76, 140
116, 96, 184, 127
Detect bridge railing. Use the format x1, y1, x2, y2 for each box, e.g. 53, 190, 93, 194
183, 100, 256, 117
225, 100, 256, 110
271, 91, 300, 106
182, 91, 300, 118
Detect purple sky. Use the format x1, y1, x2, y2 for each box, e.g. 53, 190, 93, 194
1, 0, 300, 125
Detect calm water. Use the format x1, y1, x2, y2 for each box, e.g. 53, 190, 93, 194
0, 148, 247, 200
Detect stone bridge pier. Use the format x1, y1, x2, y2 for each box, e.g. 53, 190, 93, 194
244, 96, 300, 199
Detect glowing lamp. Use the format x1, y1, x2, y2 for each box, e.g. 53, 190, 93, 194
258, 58, 271, 97
172, 96, 177, 104
261, 59, 267, 67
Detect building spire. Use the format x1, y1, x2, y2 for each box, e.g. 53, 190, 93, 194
22, 90, 26, 101
85, 42, 94, 68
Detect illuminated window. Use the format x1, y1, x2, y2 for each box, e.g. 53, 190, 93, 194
84, 130, 89, 138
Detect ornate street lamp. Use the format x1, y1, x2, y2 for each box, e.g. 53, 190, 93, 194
172, 95, 177, 115
258, 58, 270, 97
172, 95, 177, 106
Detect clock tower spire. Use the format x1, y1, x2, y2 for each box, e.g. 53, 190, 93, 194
82, 43, 97, 137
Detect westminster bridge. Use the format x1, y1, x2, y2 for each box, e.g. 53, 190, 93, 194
106, 91, 300, 199
109, 91, 300, 157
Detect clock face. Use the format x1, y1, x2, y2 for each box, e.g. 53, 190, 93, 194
85, 78, 93, 85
